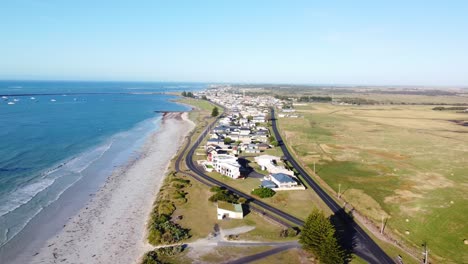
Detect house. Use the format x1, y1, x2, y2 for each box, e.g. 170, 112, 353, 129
239, 127, 251, 135
210, 133, 223, 140
252, 132, 269, 142
261, 180, 277, 189
245, 148, 261, 154
206, 146, 228, 161
206, 138, 223, 147
265, 173, 298, 188
254, 155, 294, 176
257, 143, 270, 151
253, 115, 265, 122
239, 118, 249, 126
229, 135, 252, 144
213, 125, 231, 133
219, 117, 231, 126
217, 201, 244, 220
212, 154, 242, 179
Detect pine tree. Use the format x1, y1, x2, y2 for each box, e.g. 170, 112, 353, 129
181, 91, 187, 97
299, 209, 345, 264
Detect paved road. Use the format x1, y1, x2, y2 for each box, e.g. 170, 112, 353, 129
218, 241, 299, 247
225, 243, 299, 264
271, 109, 394, 264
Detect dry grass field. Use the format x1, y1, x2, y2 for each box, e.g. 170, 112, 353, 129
278, 103, 468, 263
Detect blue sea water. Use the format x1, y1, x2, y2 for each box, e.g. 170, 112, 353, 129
0, 81, 202, 248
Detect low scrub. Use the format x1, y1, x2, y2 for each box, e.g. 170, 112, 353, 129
208, 186, 239, 203
251, 187, 276, 198
141, 245, 185, 264
280, 227, 300, 237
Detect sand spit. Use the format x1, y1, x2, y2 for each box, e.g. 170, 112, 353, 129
31, 112, 195, 264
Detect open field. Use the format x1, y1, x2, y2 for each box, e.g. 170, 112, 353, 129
235, 85, 468, 105
278, 103, 468, 263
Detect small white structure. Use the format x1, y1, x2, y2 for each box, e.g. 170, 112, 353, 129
217, 201, 244, 220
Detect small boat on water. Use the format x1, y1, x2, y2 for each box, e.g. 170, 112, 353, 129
1, 96, 7, 100
50, 99, 56, 102
30, 97, 36, 100
13, 99, 19, 102
8, 102, 15, 105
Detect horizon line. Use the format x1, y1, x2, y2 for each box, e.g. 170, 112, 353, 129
0, 78, 467, 89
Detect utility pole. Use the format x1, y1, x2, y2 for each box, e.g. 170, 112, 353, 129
422, 243, 429, 264
338, 183, 341, 198
313, 161, 316, 174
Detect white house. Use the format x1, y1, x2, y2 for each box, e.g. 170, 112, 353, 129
239, 127, 251, 135
265, 173, 299, 188
212, 154, 241, 179
217, 201, 244, 220
239, 118, 249, 126
254, 155, 294, 176
253, 115, 265, 122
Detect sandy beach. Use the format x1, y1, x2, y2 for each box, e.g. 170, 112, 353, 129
30, 112, 194, 264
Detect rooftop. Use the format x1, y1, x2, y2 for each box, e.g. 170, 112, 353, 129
261, 180, 277, 189
271, 173, 296, 184
217, 201, 243, 212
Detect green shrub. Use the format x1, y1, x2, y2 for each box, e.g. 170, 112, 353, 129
171, 178, 190, 185
237, 197, 247, 204
173, 190, 186, 199
141, 251, 163, 264
251, 187, 276, 198
280, 227, 300, 237
210, 186, 224, 192
141, 246, 185, 264
209, 189, 239, 203
158, 200, 176, 216
154, 245, 184, 256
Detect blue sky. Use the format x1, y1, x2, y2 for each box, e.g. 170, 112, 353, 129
1, 1, 467, 85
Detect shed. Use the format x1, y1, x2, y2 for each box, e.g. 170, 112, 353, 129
217, 201, 244, 220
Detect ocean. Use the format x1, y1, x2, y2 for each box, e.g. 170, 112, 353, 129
0, 81, 202, 251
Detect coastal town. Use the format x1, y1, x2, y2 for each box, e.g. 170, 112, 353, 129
197, 87, 305, 200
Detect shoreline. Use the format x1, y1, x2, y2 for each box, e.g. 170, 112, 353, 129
28, 112, 194, 264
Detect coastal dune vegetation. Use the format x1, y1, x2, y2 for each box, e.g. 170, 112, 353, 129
147, 171, 191, 245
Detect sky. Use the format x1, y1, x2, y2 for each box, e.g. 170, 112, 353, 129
1, 0, 468, 86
